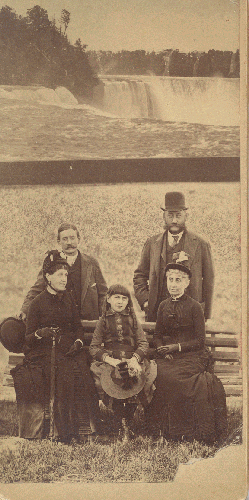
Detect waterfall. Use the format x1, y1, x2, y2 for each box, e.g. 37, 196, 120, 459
93, 76, 239, 126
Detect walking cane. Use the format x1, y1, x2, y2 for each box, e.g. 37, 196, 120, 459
49, 328, 59, 441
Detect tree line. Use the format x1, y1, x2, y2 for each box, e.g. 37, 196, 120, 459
87, 49, 240, 78
0, 4, 239, 100
0, 5, 99, 99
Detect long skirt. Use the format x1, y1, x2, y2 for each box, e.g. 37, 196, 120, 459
11, 349, 100, 441
145, 350, 227, 443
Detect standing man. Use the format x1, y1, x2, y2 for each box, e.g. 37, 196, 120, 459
20, 223, 108, 321
133, 192, 214, 322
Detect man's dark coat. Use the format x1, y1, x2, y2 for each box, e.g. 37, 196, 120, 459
21, 252, 107, 320
133, 230, 214, 321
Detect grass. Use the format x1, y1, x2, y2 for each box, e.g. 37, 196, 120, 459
0, 399, 243, 483
0, 182, 242, 482
0, 182, 240, 331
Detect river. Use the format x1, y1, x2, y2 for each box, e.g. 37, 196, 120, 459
0, 76, 239, 161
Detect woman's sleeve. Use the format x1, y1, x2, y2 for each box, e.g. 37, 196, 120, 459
153, 302, 165, 349
25, 298, 42, 346
89, 317, 107, 361
180, 301, 206, 352
133, 318, 149, 361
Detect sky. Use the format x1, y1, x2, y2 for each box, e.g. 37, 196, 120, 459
2, 0, 240, 52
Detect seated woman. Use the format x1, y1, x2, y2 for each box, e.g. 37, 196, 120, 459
145, 258, 227, 444
89, 284, 157, 433
11, 250, 100, 443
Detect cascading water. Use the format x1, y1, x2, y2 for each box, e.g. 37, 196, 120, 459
93, 75, 239, 126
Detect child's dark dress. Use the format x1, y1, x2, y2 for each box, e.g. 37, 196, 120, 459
146, 294, 227, 443
89, 308, 157, 405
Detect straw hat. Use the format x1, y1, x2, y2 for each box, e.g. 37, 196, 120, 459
100, 364, 146, 400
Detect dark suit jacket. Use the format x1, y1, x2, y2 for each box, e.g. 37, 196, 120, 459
133, 230, 214, 321
21, 252, 108, 320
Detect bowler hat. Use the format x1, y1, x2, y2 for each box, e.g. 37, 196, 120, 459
100, 364, 146, 400
161, 192, 187, 211
165, 262, 192, 278
0, 317, 26, 353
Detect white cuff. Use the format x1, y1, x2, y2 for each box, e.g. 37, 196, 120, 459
132, 353, 141, 363
178, 343, 181, 352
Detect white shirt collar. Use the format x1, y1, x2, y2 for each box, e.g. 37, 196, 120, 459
61, 250, 78, 266
168, 231, 184, 246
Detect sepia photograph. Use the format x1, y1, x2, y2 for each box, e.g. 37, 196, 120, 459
0, 0, 240, 161
0, 1, 247, 499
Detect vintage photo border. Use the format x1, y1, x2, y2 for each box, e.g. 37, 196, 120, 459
0, 1, 247, 499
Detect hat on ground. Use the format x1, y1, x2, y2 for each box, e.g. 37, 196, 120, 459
0, 317, 26, 353
100, 364, 146, 400
161, 192, 187, 211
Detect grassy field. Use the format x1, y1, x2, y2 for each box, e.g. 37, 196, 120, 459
0, 182, 240, 331
0, 181, 242, 483
0, 399, 242, 483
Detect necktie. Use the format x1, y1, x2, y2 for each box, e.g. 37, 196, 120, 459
171, 235, 179, 248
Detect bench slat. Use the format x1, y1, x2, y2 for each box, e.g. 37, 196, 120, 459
214, 364, 240, 374
224, 387, 242, 396
3, 321, 241, 397
212, 352, 239, 362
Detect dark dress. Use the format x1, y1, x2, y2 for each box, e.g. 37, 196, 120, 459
11, 289, 100, 441
89, 309, 157, 406
146, 294, 227, 443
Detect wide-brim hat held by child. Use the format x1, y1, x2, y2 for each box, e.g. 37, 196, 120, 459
100, 363, 147, 399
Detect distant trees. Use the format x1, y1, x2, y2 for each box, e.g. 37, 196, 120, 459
87, 49, 240, 78
0, 5, 99, 99
0, 4, 239, 92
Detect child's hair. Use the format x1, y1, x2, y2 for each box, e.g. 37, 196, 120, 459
102, 284, 138, 328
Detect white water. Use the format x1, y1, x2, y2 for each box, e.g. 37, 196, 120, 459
0, 76, 239, 126
94, 75, 240, 126
0, 85, 78, 107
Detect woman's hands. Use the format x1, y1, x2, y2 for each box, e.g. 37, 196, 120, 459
157, 344, 179, 358
35, 327, 60, 339
66, 340, 83, 356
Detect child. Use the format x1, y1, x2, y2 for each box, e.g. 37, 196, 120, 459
89, 284, 156, 422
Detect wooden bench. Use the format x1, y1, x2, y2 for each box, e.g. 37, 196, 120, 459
2, 321, 241, 399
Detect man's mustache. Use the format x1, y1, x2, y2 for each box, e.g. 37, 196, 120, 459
66, 245, 77, 248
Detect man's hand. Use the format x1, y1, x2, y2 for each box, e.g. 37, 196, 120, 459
15, 312, 26, 322
143, 301, 149, 321
65, 340, 83, 356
